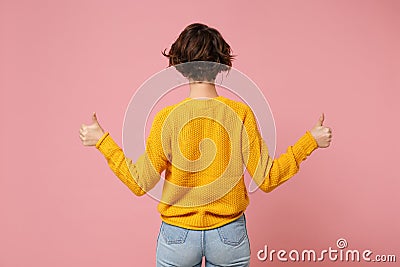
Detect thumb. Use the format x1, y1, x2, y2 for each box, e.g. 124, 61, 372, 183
315, 112, 324, 127
92, 112, 98, 124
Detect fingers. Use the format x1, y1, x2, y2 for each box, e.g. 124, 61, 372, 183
322, 126, 333, 148
324, 127, 332, 137
79, 113, 99, 146
323, 127, 332, 133
321, 127, 332, 139
79, 127, 91, 146
79, 126, 86, 140
79, 112, 104, 146
80, 125, 87, 136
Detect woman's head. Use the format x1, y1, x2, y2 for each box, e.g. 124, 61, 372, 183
162, 23, 235, 81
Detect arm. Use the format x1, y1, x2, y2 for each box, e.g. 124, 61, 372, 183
242, 107, 319, 193
94, 112, 169, 196
95, 133, 146, 196
259, 131, 318, 192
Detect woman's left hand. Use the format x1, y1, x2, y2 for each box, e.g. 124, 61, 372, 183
79, 112, 105, 146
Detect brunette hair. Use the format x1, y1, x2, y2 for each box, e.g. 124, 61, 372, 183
162, 23, 236, 81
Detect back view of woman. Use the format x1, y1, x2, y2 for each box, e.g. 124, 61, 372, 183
79, 23, 332, 267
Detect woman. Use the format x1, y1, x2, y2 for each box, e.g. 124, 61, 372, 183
79, 23, 332, 267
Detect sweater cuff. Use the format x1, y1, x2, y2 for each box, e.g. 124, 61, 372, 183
95, 132, 120, 156
292, 131, 319, 163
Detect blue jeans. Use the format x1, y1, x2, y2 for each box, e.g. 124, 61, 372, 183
156, 214, 250, 267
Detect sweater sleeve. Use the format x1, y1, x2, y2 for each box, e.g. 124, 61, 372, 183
95, 112, 169, 196
242, 107, 319, 193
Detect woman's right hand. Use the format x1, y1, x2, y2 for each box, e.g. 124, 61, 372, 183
310, 113, 332, 148
79, 112, 106, 146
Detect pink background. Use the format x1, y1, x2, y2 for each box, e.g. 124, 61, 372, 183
1, 0, 399, 266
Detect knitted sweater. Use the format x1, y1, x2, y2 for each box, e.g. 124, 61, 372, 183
96, 95, 318, 230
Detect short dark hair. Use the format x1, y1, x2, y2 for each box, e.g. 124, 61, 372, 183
162, 23, 236, 81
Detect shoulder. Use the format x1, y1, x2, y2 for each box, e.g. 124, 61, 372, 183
219, 96, 254, 117
150, 99, 187, 126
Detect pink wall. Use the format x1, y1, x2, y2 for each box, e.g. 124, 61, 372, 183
1, 0, 399, 266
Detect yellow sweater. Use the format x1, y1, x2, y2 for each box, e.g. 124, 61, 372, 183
96, 95, 318, 230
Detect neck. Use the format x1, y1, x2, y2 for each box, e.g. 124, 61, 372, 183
188, 80, 218, 98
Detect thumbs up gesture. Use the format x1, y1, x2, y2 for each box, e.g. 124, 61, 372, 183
79, 112, 106, 146
310, 113, 332, 148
